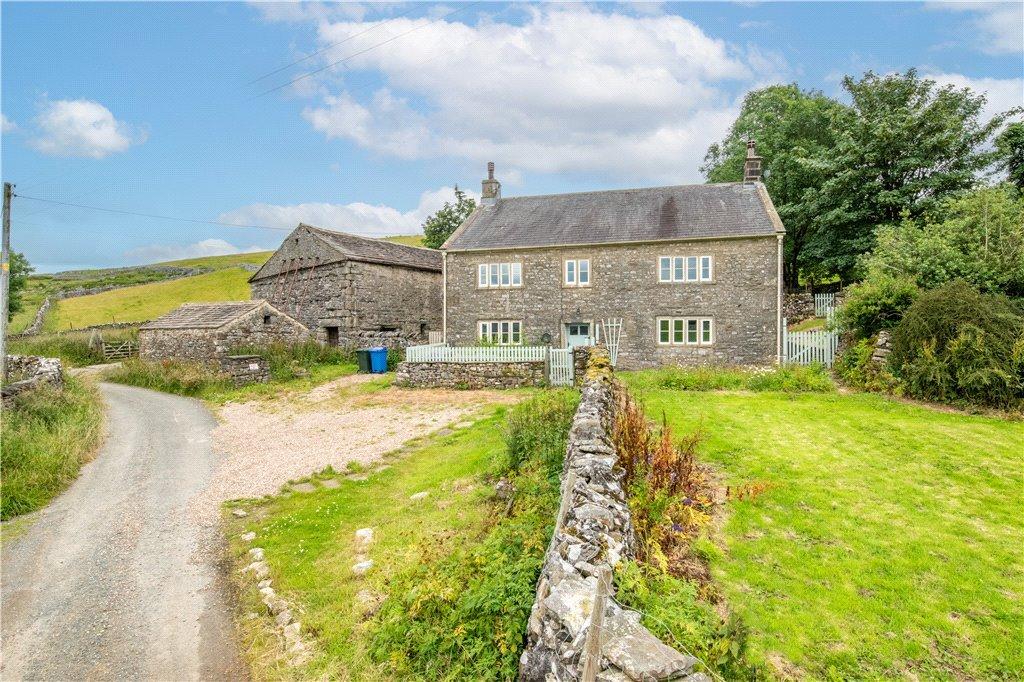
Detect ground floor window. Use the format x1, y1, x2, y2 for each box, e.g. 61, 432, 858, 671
657, 317, 713, 346
478, 320, 522, 345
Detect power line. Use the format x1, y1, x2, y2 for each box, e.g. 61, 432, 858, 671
13, 193, 293, 232
254, 2, 479, 99
247, 3, 423, 86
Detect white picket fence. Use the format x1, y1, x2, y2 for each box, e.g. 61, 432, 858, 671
549, 348, 574, 386
783, 319, 839, 367
814, 292, 836, 318
427, 330, 444, 344
404, 343, 548, 364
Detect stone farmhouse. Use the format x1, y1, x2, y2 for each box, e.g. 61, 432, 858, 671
139, 301, 309, 361
441, 149, 785, 370
249, 225, 442, 347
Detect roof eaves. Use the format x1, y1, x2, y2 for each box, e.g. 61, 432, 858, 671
754, 183, 786, 234
443, 231, 779, 253
441, 205, 485, 251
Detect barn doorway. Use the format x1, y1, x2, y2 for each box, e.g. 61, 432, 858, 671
325, 326, 339, 346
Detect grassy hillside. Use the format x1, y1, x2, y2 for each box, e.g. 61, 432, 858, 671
382, 234, 426, 248
46, 268, 253, 330
155, 251, 272, 269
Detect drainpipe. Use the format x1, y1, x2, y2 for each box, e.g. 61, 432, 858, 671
442, 251, 447, 343
776, 234, 784, 364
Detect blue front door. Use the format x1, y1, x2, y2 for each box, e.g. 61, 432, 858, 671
565, 323, 591, 348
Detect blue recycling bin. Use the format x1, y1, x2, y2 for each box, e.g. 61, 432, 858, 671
368, 346, 388, 374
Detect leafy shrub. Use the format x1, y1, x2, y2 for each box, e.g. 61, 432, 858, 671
891, 281, 1024, 407
834, 338, 901, 393
1, 377, 104, 519
370, 392, 579, 680
648, 364, 834, 393
107, 358, 233, 397
834, 275, 920, 338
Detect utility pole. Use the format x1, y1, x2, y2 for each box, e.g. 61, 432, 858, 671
1, 181, 12, 381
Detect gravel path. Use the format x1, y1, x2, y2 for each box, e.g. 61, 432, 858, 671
0, 383, 244, 681
195, 374, 517, 521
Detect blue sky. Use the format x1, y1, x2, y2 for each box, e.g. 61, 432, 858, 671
1, 1, 1021, 272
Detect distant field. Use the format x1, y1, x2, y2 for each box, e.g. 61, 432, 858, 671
382, 234, 426, 247
155, 251, 272, 269
46, 268, 252, 330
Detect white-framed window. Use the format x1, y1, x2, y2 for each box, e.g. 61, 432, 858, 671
478, 262, 523, 289
655, 317, 714, 346
478, 320, 522, 345
657, 255, 714, 283
564, 258, 591, 287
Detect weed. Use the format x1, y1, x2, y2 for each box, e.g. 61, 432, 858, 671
106, 358, 233, 397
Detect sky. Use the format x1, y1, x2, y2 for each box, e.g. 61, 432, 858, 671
1, 1, 1021, 272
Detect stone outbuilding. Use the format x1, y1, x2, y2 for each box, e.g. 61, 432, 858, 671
249, 225, 442, 348
139, 301, 309, 361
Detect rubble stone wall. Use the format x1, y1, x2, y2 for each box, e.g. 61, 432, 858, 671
2, 355, 65, 407
394, 359, 546, 389
519, 346, 704, 682
218, 355, 271, 386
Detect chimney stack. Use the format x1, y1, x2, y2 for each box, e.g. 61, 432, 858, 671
481, 161, 501, 206
743, 140, 762, 183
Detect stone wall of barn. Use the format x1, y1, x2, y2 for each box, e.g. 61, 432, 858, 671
445, 236, 780, 370
139, 305, 310, 361
251, 259, 442, 348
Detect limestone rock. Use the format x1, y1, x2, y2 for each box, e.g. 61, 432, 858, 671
275, 609, 292, 627
409, 491, 429, 501
241, 531, 256, 542
601, 607, 696, 681
231, 509, 248, 518
249, 547, 265, 561
352, 560, 374, 576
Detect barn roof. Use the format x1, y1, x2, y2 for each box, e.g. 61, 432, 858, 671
140, 301, 265, 330
442, 182, 784, 252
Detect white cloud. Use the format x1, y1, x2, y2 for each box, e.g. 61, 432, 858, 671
927, 72, 1024, 122
124, 238, 266, 264
285, 5, 786, 183
218, 185, 476, 236
1, 114, 16, 133
30, 99, 143, 159
928, 2, 1023, 55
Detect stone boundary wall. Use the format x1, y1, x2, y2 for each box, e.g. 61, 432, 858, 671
218, 355, 271, 386
394, 359, 546, 389
519, 347, 704, 682
2, 355, 65, 407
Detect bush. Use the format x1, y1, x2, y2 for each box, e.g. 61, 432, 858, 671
834, 338, 901, 393
106, 358, 233, 397
891, 281, 1024, 407
370, 392, 579, 680
1, 377, 104, 519
647, 364, 834, 393
834, 275, 920, 339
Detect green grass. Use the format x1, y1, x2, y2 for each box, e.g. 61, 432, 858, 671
46, 268, 253, 330
0, 377, 105, 520
223, 390, 571, 680
155, 251, 272, 269
788, 317, 827, 332
7, 328, 138, 367
620, 374, 1024, 679
626, 364, 836, 393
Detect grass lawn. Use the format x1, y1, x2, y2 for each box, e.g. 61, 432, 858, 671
223, 403, 518, 679
621, 374, 1023, 679
46, 267, 253, 330
0, 377, 105, 520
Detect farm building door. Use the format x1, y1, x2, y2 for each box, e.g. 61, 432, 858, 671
325, 326, 339, 346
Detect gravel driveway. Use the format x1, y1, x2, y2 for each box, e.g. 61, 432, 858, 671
0, 383, 244, 681
195, 374, 519, 521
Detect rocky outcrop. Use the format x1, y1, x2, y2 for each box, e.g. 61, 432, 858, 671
519, 347, 702, 682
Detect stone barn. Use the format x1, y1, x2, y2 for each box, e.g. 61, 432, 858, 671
249, 224, 442, 347
139, 301, 309, 361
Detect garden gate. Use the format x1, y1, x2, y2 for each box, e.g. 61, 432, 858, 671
549, 348, 574, 386
782, 319, 839, 367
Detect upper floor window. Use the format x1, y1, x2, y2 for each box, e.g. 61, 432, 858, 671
478, 262, 522, 288
658, 255, 713, 283
564, 259, 591, 287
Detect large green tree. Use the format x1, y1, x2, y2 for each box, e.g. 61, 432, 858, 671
805, 69, 1012, 280
995, 122, 1024, 190
702, 84, 846, 287
7, 252, 33, 321
421, 187, 477, 249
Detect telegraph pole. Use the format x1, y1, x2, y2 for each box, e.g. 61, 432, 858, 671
1, 182, 12, 381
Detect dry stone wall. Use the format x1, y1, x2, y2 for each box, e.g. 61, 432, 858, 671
2, 355, 64, 407
218, 355, 271, 386
395, 359, 546, 389
519, 347, 705, 682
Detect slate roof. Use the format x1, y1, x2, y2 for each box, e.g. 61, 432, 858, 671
442, 182, 784, 252
305, 225, 443, 271
140, 301, 265, 330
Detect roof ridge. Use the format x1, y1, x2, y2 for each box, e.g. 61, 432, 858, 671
494, 181, 756, 203
299, 223, 436, 254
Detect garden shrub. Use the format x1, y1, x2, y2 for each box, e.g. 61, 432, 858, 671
891, 281, 1024, 407
369, 391, 579, 681
834, 275, 920, 339
834, 338, 901, 393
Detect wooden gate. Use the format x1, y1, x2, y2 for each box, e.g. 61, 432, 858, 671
102, 341, 138, 360
549, 348, 574, 386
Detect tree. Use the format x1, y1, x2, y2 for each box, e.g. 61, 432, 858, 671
7, 252, 33, 321
421, 187, 477, 249
805, 69, 1012, 280
702, 84, 846, 288
995, 122, 1024, 190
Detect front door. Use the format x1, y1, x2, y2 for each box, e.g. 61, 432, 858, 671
565, 322, 591, 348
